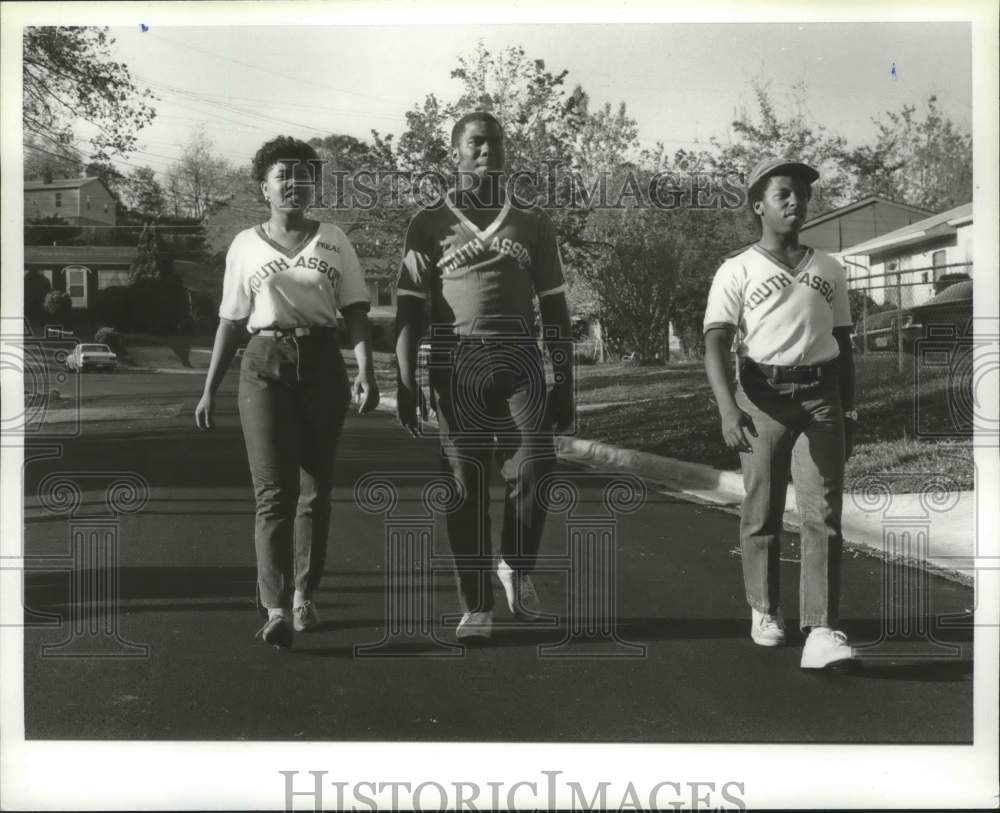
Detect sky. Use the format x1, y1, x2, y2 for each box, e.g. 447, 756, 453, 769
94, 20, 973, 178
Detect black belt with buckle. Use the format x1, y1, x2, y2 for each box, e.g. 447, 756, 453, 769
253, 326, 337, 339
744, 358, 838, 384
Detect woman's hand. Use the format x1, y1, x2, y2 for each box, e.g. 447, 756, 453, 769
194, 392, 215, 430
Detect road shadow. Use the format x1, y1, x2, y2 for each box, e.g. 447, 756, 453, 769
853, 659, 973, 682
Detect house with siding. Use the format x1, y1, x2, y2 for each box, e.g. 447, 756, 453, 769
24, 245, 136, 311
725, 195, 934, 258
840, 202, 973, 309
24, 177, 118, 227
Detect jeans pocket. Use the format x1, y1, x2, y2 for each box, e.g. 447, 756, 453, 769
240, 340, 280, 382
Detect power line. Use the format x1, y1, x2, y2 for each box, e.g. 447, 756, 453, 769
142, 31, 412, 108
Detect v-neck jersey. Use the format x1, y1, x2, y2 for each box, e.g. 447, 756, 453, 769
396, 196, 566, 336
253, 219, 321, 258
703, 244, 853, 366
219, 220, 370, 331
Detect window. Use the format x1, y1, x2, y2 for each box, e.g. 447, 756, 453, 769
103, 203, 109, 213
922, 272, 928, 283
932, 250, 946, 282
55, 192, 62, 207
86, 195, 91, 210
377, 284, 393, 307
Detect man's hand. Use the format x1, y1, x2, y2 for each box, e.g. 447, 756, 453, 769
353, 372, 380, 415
719, 404, 757, 454
396, 383, 427, 438
546, 383, 574, 434
844, 418, 856, 461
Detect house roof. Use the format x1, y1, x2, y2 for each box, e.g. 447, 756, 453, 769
798, 195, 935, 232
24, 245, 137, 264
724, 195, 938, 258
24, 177, 108, 192
843, 202, 973, 257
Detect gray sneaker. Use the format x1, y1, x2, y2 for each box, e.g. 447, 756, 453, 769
497, 559, 541, 620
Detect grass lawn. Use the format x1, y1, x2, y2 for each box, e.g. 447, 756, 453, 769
572, 353, 973, 493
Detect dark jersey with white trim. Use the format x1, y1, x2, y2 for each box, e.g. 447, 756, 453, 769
396, 196, 565, 336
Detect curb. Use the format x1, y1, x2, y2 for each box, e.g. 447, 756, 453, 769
375, 394, 974, 586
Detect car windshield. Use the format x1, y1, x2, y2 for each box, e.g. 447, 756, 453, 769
80, 344, 111, 352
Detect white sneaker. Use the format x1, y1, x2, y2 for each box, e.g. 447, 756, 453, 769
497, 559, 541, 620
750, 607, 786, 646
456, 610, 493, 641
293, 600, 321, 632
800, 627, 856, 670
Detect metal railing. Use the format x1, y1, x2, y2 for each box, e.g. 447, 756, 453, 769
843, 261, 972, 370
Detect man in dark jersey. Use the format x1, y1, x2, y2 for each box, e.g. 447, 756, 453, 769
395, 111, 574, 641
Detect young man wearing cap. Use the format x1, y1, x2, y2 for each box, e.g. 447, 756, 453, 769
702, 157, 858, 670
394, 111, 574, 642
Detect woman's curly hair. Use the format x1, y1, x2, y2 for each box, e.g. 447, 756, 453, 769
251, 136, 320, 185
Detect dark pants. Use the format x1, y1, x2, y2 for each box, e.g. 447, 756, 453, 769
429, 339, 556, 613
238, 334, 350, 610
735, 360, 845, 630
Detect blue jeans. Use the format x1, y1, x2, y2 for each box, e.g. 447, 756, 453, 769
428, 339, 556, 613
735, 360, 845, 630
238, 334, 350, 610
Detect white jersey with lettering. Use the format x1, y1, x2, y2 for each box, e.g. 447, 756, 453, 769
703, 244, 852, 366
219, 220, 370, 332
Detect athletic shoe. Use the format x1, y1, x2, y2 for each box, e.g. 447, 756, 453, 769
456, 610, 493, 641
256, 610, 293, 649
800, 627, 856, 670
750, 607, 787, 647
293, 600, 321, 632
497, 559, 541, 620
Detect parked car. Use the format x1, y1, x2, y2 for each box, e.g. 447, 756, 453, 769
853, 280, 973, 353
66, 343, 118, 373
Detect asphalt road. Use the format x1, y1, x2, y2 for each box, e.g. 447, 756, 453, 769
20, 370, 974, 742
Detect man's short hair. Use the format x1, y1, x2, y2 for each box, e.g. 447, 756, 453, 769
451, 111, 503, 147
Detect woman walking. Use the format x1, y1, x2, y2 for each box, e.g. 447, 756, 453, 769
195, 136, 379, 649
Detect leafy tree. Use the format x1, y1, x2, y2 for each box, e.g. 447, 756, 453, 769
841, 95, 972, 211
709, 80, 853, 216
43, 290, 72, 325
122, 166, 167, 219
93, 326, 122, 353
24, 270, 52, 325
23, 133, 81, 181
129, 223, 163, 282
22, 27, 156, 161
128, 224, 187, 334
164, 127, 237, 218
397, 43, 640, 338
577, 207, 680, 362
200, 164, 262, 261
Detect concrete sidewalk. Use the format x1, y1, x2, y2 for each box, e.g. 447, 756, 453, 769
376, 395, 978, 586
